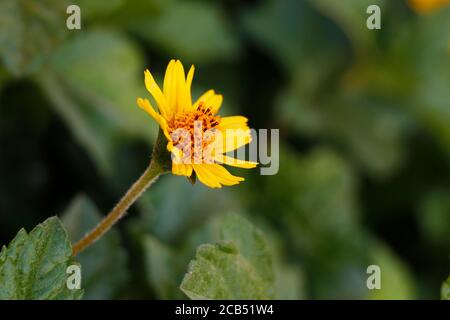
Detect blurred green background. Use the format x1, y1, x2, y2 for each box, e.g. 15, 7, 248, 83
0, 0, 449, 299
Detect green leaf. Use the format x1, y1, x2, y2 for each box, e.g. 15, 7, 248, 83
133, 177, 239, 299
220, 213, 274, 291
61, 195, 128, 299
0, 0, 69, 76
136, 212, 223, 299
442, 276, 450, 300
180, 213, 274, 300
0, 217, 83, 300
130, 1, 239, 63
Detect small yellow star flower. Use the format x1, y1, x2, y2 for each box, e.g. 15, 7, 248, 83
137, 59, 257, 188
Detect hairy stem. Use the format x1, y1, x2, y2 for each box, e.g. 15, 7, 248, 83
72, 161, 163, 256
72, 130, 171, 256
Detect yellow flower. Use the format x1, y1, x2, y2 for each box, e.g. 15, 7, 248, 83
137, 59, 257, 188
408, 0, 450, 13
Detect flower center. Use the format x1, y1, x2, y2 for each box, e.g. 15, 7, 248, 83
167, 102, 221, 163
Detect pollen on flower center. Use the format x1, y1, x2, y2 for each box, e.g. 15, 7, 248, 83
167, 102, 221, 163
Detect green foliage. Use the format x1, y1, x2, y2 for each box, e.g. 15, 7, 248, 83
71, 0, 124, 20
260, 147, 360, 251
129, 1, 239, 63
131, 178, 244, 300
61, 195, 128, 299
242, 0, 307, 69
0, 0, 448, 300
277, 91, 408, 177
180, 214, 274, 300
307, 0, 386, 53
39, 29, 156, 175
0, 0, 69, 76
245, 146, 419, 298
409, 8, 450, 158
0, 217, 82, 300
245, 0, 407, 177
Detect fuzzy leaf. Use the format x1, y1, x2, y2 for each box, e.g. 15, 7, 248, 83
0, 217, 83, 300
180, 213, 274, 300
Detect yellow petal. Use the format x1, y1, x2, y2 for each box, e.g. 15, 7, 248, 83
172, 163, 193, 177
163, 59, 176, 97
192, 164, 222, 188
218, 116, 249, 130
167, 141, 183, 160
144, 69, 168, 118
193, 89, 215, 110
174, 60, 187, 113
163, 60, 176, 117
207, 164, 244, 186
205, 94, 223, 114
210, 164, 245, 186
137, 98, 168, 131
165, 61, 177, 117
193, 164, 244, 188
185, 65, 195, 110
216, 128, 252, 153
215, 117, 252, 153
215, 154, 258, 169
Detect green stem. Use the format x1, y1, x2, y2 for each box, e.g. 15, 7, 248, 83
72, 130, 171, 256
72, 161, 161, 256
